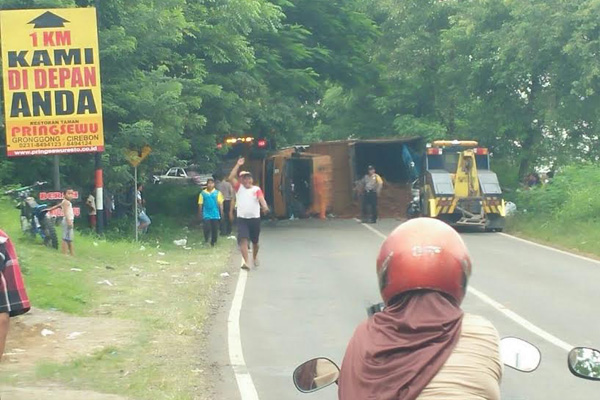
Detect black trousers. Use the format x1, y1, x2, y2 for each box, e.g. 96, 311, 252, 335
362, 191, 378, 222
221, 200, 232, 235
203, 219, 220, 246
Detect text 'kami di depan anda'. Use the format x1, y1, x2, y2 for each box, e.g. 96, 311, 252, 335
1, 8, 105, 157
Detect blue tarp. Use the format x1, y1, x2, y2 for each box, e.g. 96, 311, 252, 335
402, 144, 420, 181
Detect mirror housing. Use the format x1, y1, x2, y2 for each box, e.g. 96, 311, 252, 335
293, 358, 340, 393
568, 347, 600, 381
500, 337, 541, 373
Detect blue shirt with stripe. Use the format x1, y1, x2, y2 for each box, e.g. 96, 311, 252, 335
199, 189, 222, 220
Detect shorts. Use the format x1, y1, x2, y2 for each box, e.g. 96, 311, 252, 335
62, 219, 74, 242
237, 218, 261, 244
138, 211, 151, 225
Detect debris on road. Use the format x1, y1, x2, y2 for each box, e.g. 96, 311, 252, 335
97, 280, 114, 287
105, 266, 115, 270
66, 332, 85, 340
173, 239, 187, 246
70, 268, 82, 272
158, 252, 166, 256
156, 260, 170, 265
220, 272, 230, 278
41, 329, 55, 337
139, 246, 146, 251
144, 300, 155, 304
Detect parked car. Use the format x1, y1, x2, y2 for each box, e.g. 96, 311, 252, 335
152, 167, 212, 187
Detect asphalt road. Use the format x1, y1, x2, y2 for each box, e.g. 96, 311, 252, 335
213, 218, 600, 400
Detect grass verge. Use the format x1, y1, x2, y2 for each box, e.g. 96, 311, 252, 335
0, 199, 233, 399
506, 215, 600, 259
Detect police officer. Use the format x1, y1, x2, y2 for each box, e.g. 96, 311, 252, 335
361, 165, 383, 223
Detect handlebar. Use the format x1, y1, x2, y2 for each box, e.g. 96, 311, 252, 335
3, 181, 47, 195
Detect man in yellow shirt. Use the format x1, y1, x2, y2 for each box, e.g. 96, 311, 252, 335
198, 178, 224, 247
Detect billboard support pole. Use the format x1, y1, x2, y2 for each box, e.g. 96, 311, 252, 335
95, 152, 104, 234
134, 166, 138, 242
53, 155, 60, 190
94, 2, 104, 235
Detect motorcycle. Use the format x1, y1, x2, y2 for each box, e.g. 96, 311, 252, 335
293, 302, 542, 395
568, 347, 600, 381
406, 179, 421, 219
3, 181, 59, 249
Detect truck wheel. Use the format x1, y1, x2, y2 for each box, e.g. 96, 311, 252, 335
43, 218, 59, 249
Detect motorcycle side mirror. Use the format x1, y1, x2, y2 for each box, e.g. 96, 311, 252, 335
293, 357, 340, 393
500, 337, 541, 372
568, 347, 600, 381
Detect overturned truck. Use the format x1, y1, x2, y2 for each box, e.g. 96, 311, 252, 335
416, 140, 506, 231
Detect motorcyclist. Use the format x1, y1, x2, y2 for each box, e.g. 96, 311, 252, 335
338, 218, 502, 400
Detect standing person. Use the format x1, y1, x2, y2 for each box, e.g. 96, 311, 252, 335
198, 178, 224, 247
313, 166, 329, 220
48, 188, 75, 256
228, 158, 269, 270
217, 175, 234, 236
0, 229, 31, 361
137, 184, 151, 234
86, 187, 97, 229
361, 165, 383, 224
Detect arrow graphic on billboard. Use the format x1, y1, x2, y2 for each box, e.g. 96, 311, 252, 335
28, 11, 70, 28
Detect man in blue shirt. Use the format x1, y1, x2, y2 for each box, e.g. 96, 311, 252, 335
198, 178, 224, 247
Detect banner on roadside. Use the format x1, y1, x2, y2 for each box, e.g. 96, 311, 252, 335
0, 8, 104, 157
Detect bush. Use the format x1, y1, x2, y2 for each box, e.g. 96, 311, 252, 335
516, 164, 600, 221
144, 183, 200, 218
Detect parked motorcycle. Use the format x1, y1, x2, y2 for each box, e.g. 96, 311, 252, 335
3, 181, 59, 249
406, 179, 421, 219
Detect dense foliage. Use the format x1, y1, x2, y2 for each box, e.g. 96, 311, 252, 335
2, 0, 600, 190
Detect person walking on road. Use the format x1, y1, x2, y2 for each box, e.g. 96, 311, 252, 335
0, 229, 31, 361
198, 178, 224, 247
361, 165, 383, 223
217, 176, 234, 236
228, 158, 269, 270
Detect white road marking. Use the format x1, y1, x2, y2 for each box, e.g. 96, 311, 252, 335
467, 287, 573, 351
228, 265, 260, 400
498, 232, 600, 265
358, 220, 574, 352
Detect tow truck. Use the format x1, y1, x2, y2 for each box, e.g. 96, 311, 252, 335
414, 140, 506, 231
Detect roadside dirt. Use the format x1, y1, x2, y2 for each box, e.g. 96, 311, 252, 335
2, 308, 135, 368
0, 385, 130, 400
1, 308, 135, 400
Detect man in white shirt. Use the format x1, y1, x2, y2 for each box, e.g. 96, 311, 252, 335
228, 158, 269, 270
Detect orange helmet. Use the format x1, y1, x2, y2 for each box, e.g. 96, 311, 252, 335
376, 218, 472, 306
